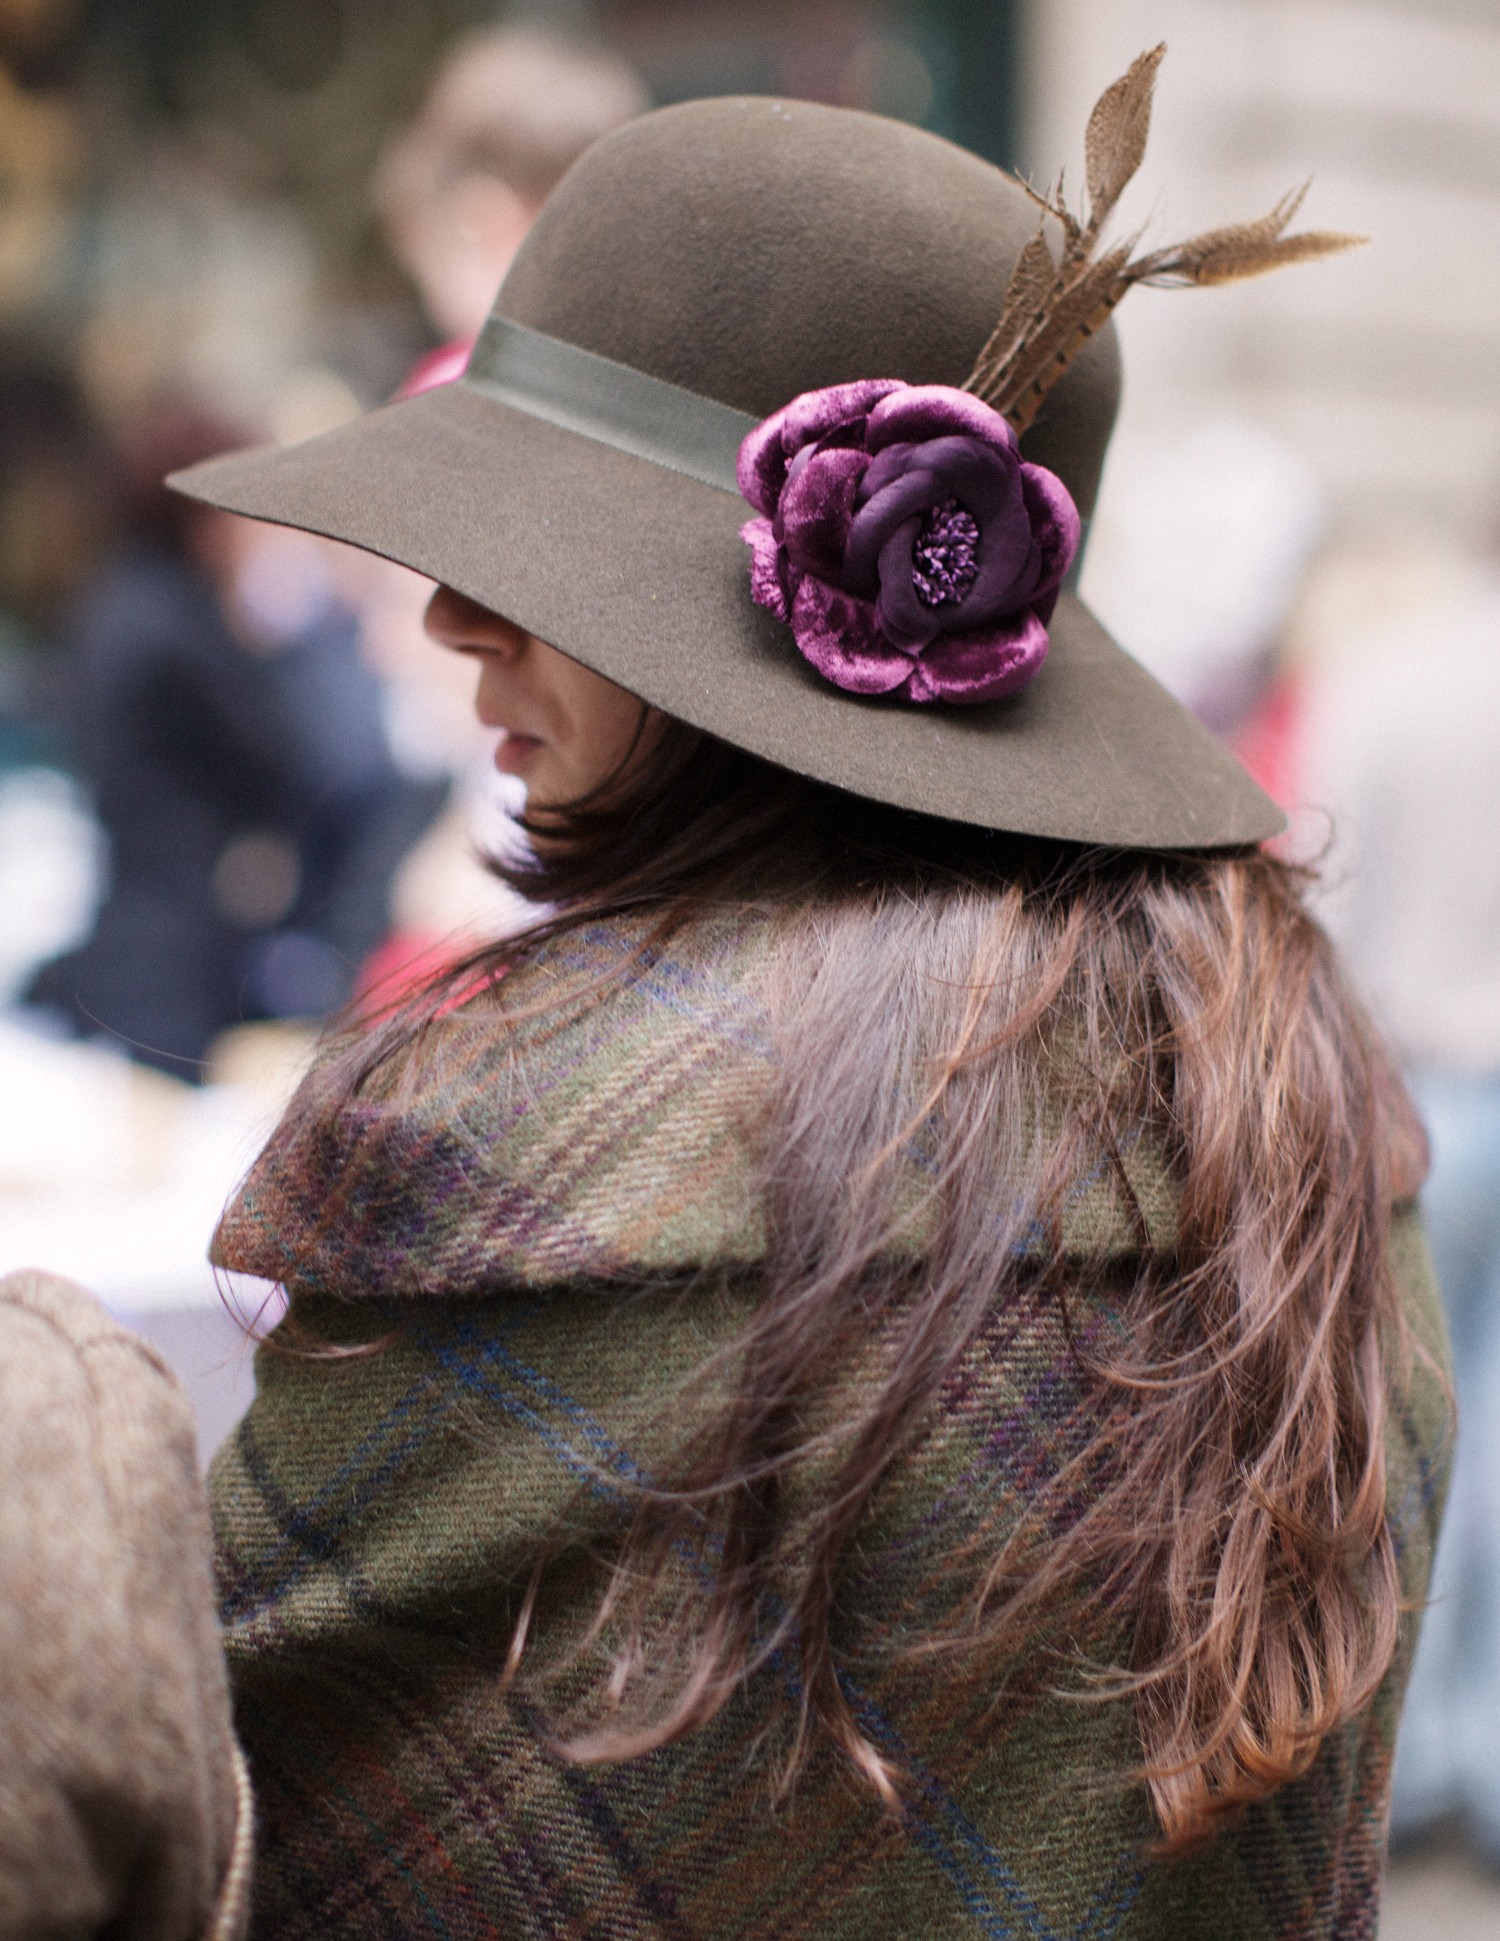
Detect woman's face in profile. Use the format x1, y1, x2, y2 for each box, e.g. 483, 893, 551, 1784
424, 584, 654, 812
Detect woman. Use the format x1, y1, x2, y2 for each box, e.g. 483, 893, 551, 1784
176, 76, 1449, 1939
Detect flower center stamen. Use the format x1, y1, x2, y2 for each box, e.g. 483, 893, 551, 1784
911, 499, 981, 607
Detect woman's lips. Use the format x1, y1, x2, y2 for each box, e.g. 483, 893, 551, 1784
495, 732, 543, 775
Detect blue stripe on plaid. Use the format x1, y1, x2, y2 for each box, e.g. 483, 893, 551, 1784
410, 1319, 649, 1507
542, 927, 775, 1058
223, 1369, 451, 1625
222, 1124, 1128, 1636
509, 1694, 702, 1941
413, 1307, 1146, 1941
844, 1679, 1145, 1941
223, 1296, 559, 1626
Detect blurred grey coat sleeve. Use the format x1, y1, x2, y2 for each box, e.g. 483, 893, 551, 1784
0, 1271, 251, 1941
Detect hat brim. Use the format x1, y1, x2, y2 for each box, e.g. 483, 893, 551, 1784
170, 378, 1283, 850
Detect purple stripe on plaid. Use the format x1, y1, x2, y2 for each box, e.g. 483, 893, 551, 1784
254, 1623, 742, 1937
275, 1766, 481, 1939
871, 1317, 1095, 1570
250, 1664, 567, 1936
224, 1279, 1403, 1941
216, 928, 778, 1295
210, 909, 1449, 1939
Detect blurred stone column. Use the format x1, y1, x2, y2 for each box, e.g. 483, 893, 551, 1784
1022, 0, 1500, 545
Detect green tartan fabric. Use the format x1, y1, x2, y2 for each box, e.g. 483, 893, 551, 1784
209, 914, 1452, 1940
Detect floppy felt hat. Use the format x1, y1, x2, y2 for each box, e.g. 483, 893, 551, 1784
171, 81, 1308, 850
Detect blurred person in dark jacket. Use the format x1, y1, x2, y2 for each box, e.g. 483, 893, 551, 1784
27, 407, 441, 1075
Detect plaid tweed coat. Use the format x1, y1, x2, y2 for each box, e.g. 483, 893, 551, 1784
209, 911, 1451, 1941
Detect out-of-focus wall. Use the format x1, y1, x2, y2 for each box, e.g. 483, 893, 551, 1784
1024, 0, 1500, 546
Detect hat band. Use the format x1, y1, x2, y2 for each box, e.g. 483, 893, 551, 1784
461, 316, 758, 497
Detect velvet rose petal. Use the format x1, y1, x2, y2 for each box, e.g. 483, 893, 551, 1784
874, 516, 943, 650
866, 385, 1018, 456
736, 378, 904, 514
944, 470, 1037, 623
905, 609, 1052, 705
851, 439, 1024, 622
789, 576, 914, 695
740, 517, 791, 624
736, 416, 792, 518
926, 437, 1013, 519
738, 377, 1079, 710
850, 438, 1014, 560
857, 441, 918, 506
774, 378, 904, 455
1018, 462, 1083, 602
777, 445, 869, 582
844, 465, 943, 596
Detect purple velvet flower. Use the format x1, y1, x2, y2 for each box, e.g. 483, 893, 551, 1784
737, 381, 1081, 705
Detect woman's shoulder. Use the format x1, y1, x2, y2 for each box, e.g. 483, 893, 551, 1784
213, 900, 1192, 1301
211, 905, 786, 1297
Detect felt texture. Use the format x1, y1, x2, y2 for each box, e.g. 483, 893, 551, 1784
496, 98, 1119, 517
206, 911, 1451, 1939
172, 385, 1275, 849
0, 1269, 252, 1940
170, 95, 1282, 851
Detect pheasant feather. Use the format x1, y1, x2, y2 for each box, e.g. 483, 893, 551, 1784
964, 47, 1365, 434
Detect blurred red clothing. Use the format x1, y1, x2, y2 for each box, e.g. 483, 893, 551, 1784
1230, 673, 1303, 814
399, 339, 474, 399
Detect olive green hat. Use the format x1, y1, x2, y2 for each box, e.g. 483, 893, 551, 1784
170, 89, 1286, 850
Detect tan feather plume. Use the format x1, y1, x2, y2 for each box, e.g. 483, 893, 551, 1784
964, 46, 1366, 434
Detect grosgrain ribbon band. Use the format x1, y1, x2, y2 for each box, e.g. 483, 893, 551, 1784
462, 316, 758, 497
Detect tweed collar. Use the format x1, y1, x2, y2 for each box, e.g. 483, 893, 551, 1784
212, 909, 1177, 1299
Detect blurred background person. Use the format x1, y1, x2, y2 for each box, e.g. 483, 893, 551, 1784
375, 20, 648, 386
0, 344, 116, 1005
26, 405, 442, 1076
0, 344, 114, 766
1289, 534, 1500, 1875
354, 21, 648, 993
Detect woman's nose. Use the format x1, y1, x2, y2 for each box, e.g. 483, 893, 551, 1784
423, 584, 526, 658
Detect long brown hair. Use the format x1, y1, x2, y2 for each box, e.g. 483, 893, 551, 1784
332, 715, 1428, 1856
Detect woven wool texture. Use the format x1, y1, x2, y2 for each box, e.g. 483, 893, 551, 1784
0, 1269, 251, 1941
210, 913, 1451, 1939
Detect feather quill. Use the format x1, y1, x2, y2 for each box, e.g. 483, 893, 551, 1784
964, 49, 1365, 434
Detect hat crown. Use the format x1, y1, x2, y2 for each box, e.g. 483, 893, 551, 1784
168, 93, 1281, 852
496, 96, 1121, 521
